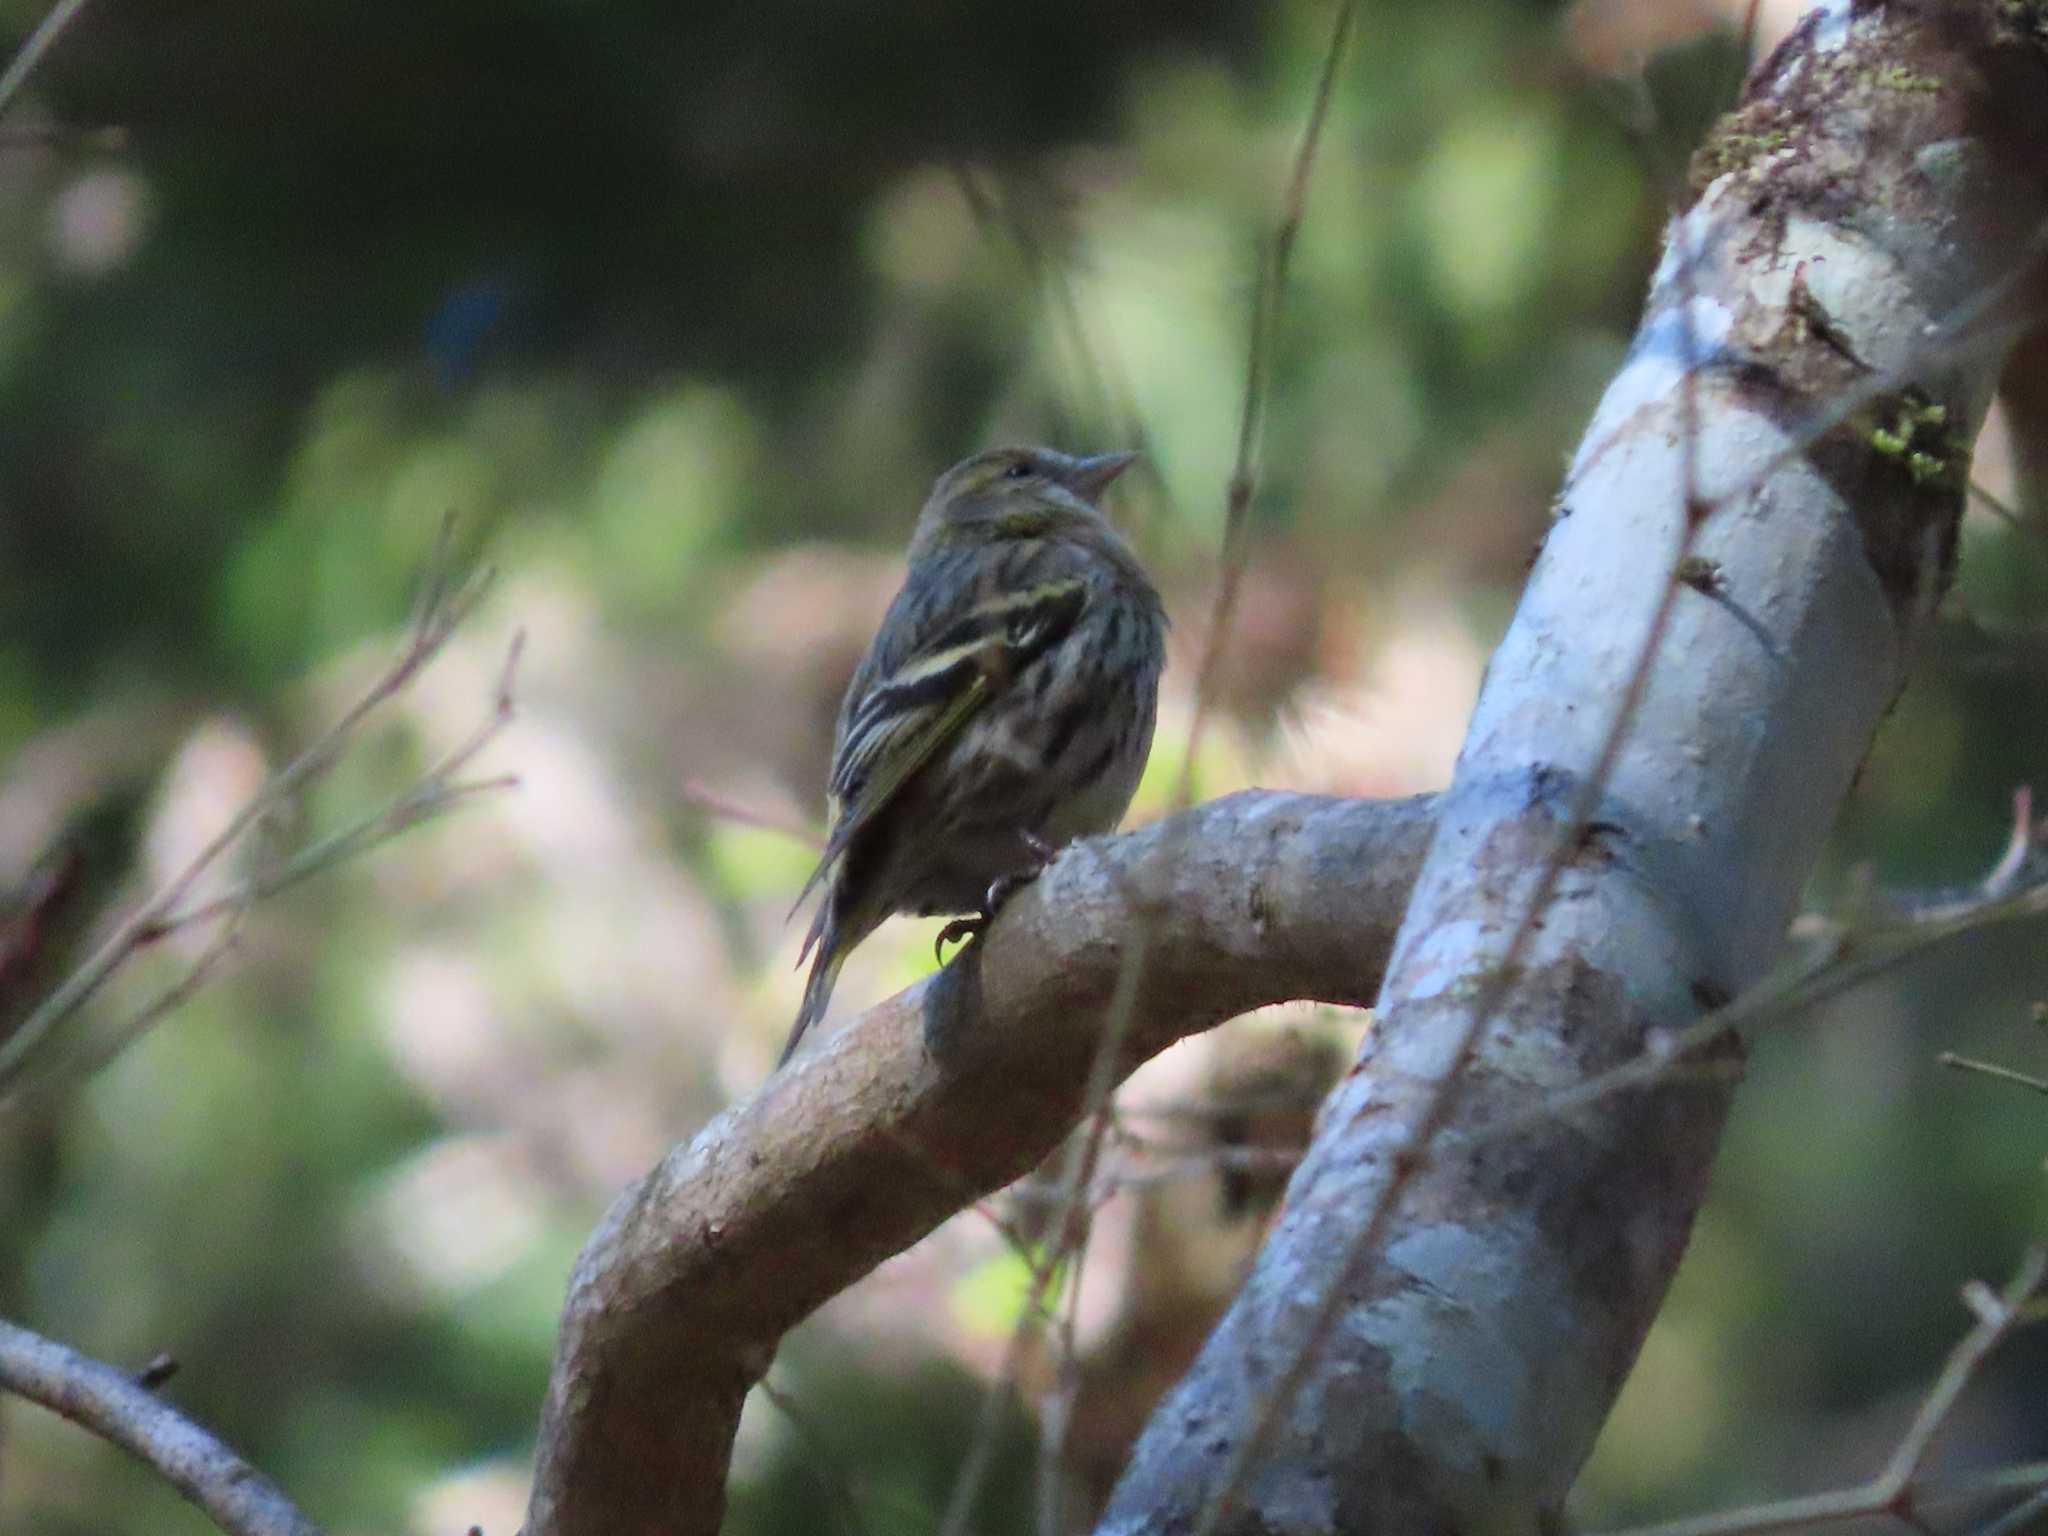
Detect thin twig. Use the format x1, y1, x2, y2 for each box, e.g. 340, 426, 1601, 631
156, 628, 523, 939
1975, 1481, 2048, 1536
1596, 1463, 2048, 1536
953, 165, 1177, 553
935, 1257, 1059, 1536
1878, 1251, 2047, 1498
153, 773, 518, 941
0, 1315, 323, 1536
2, 634, 520, 1106
956, 168, 1112, 445
0, 120, 122, 149
0, 845, 82, 1007
1970, 478, 2048, 563
1175, 0, 1356, 810
1594, 1249, 2048, 1536
0, 526, 506, 1098
680, 781, 822, 849
57, 913, 246, 1089
1981, 786, 2039, 899
1035, 1214, 1090, 1536
755, 1378, 876, 1536
0, 0, 92, 122
1478, 824, 2048, 1163
936, 915, 1153, 1536
1937, 1052, 2048, 1095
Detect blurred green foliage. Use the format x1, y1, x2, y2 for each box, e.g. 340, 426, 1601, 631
0, 1, 2045, 1534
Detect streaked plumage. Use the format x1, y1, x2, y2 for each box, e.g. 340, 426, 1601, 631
782, 445, 1167, 1065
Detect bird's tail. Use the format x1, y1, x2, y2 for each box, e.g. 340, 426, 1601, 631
781, 906, 847, 1066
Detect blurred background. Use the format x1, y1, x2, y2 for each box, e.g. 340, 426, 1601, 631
1, 0, 2045, 1532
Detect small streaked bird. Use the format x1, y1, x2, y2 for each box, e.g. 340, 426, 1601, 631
782, 445, 1167, 1065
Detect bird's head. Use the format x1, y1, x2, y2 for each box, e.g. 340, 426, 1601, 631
909, 446, 1139, 556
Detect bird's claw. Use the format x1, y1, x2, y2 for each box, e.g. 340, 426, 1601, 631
933, 850, 1058, 965
935, 914, 986, 964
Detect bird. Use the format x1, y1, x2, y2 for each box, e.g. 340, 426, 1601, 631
780, 445, 1167, 1065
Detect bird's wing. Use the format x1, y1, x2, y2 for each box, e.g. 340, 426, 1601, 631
790, 572, 1089, 923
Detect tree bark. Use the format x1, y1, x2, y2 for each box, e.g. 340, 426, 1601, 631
522, 791, 1437, 1536
0, 1319, 321, 1536
1097, 4, 2048, 1532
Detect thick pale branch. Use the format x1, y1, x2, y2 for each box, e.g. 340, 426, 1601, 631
0, 1319, 322, 1536
522, 789, 1437, 1536
1101, 5, 2048, 1533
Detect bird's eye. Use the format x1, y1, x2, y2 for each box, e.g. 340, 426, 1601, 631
1001, 461, 1034, 480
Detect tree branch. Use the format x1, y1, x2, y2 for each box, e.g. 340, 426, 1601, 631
1593, 1248, 2048, 1536
0, 1317, 322, 1536
521, 789, 1439, 1536
521, 8, 2048, 1534
0, 523, 516, 1110
0, 0, 92, 122
1101, 4, 2048, 1532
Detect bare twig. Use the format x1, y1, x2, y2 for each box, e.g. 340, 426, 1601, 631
1882, 1254, 2045, 1495
1981, 786, 2041, 900
0, 0, 92, 122
1594, 1249, 2048, 1536
0, 1316, 323, 1536
1937, 1053, 2048, 1095
955, 168, 1115, 447
1595, 1463, 2048, 1536
755, 1377, 876, 1536
149, 771, 518, 942
1036, 1235, 1089, 1536
1175, 0, 1355, 809
934, 1256, 1055, 1536
938, 915, 1153, 1536
1017, 916, 1155, 1529
680, 780, 822, 849
151, 629, 524, 941
0, 120, 123, 149
1483, 813, 2048, 1161
0, 528, 513, 1103
1969, 479, 2048, 563
57, 911, 247, 1087
1976, 1481, 2048, 1536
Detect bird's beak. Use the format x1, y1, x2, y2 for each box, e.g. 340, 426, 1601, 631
1066, 450, 1139, 504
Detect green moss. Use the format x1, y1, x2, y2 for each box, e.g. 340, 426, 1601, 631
1866, 394, 1957, 488
1688, 128, 1790, 193
1873, 65, 1940, 93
